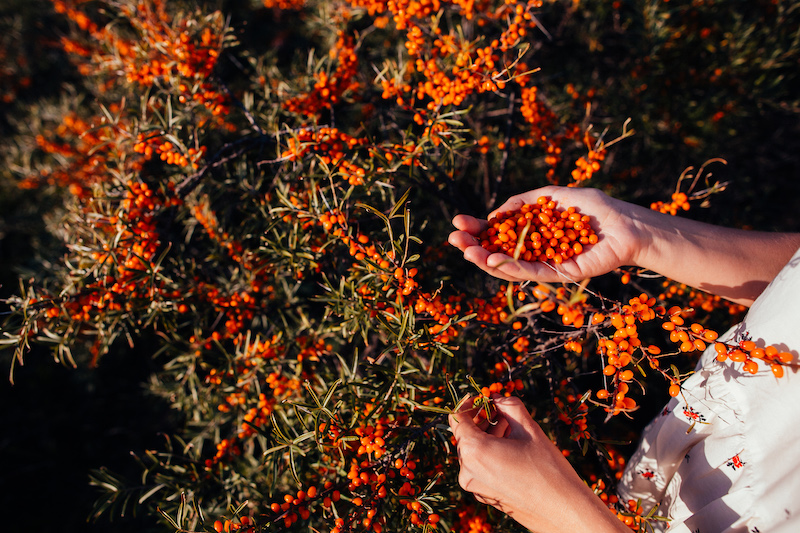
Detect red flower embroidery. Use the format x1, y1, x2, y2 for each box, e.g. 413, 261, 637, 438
726, 454, 745, 470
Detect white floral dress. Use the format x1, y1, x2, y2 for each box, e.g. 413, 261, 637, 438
618, 248, 800, 533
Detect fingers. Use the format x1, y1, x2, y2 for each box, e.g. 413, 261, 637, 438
484, 253, 587, 284
448, 398, 485, 441
486, 414, 510, 438
452, 237, 587, 284
491, 396, 538, 440
451, 214, 488, 235
449, 230, 529, 282
451, 395, 525, 442
447, 228, 480, 252
464, 250, 528, 282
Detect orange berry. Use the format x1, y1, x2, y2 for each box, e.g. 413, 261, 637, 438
693, 339, 707, 351
729, 350, 746, 363
740, 340, 757, 352
743, 360, 759, 374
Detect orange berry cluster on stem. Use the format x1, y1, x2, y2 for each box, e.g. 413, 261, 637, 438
651, 191, 690, 215
554, 385, 590, 442
570, 147, 606, 184
133, 134, 206, 169
268, 485, 328, 528
478, 379, 525, 399
595, 293, 659, 415
477, 196, 597, 264
24, 110, 131, 195
452, 504, 493, 533
713, 338, 793, 377
660, 306, 719, 353
283, 33, 360, 117
212, 515, 254, 533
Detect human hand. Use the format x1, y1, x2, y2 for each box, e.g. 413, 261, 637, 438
448, 395, 628, 533
448, 186, 643, 283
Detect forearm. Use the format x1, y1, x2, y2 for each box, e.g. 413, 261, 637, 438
508, 473, 631, 533
625, 204, 800, 306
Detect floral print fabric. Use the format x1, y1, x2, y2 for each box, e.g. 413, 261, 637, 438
619, 248, 800, 533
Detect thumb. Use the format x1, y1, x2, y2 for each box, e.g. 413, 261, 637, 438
491, 395, 537, 440
448, 398, 486, 442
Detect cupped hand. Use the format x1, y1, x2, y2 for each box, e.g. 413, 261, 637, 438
448, 395, 628, 533
448, 186, 643, 283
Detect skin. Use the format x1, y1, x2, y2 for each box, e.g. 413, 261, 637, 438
449, 185, 800, 306
447, 186, 800, 530
449, 395, 630, 533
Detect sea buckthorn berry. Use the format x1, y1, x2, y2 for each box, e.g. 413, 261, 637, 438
765, 346, 779, 357
694, 339, 707, 351
476, 197, 597, 264
740, 340, 757, 352
743, 360, 759, 374
729, 350, 747, 363
668, 383, 681, 397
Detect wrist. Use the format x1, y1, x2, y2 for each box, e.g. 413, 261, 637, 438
617, 200, 674, 273
603, 196, 655, 271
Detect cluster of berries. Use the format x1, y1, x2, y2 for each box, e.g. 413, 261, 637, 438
477, 196, 598, 264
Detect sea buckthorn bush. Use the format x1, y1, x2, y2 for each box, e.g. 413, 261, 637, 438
1, 1, 799, 533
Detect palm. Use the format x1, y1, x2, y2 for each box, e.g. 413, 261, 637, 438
448, 187, 640, 283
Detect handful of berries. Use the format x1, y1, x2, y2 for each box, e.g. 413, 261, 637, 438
477, 196, 598, 264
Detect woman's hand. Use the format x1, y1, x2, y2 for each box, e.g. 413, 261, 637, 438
448, 186, 641, 284
448, 185, 800, 305
448, 395, 628, 533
